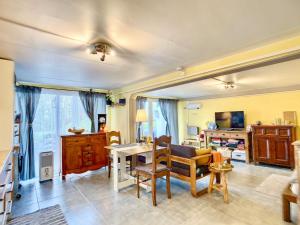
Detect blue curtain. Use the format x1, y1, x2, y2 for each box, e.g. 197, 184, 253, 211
16, 86, 41, 180
136, 96, 147, 141
159, 99, 179, 144
79, 91, 106, 133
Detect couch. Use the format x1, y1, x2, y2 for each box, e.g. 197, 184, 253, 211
168, 144, 214, 197
138, 144, 215, 197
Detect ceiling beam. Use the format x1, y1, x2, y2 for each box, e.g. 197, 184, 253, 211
113, 35, 300, 95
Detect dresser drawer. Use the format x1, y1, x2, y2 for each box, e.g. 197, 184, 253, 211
229, 133, 246, 139
65, 137, 86, 146
90, 136, 105, 144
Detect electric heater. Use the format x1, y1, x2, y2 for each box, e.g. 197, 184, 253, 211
39, 151, 54, 182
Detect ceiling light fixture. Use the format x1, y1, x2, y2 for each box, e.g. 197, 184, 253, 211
86, 42, 112, 61
224, 81, 235, 89
212, 77, 236, 89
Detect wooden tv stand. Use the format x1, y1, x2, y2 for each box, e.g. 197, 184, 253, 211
203, 129, 252, 163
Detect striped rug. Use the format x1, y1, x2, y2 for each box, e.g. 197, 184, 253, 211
8, 205, 68, 225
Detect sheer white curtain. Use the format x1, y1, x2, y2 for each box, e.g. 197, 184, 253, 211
33, 89, 91, 177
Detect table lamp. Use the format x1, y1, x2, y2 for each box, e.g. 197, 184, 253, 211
136, 109, 148, 142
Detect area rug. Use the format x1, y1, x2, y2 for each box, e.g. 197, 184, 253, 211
255, 174, 292, 198
8, 205, 68, 225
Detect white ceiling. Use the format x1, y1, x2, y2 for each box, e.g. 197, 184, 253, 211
0, 0, 300, 89
145, 59, 300, 99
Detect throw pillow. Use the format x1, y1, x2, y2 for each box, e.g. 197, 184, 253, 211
195, 148, 211, 165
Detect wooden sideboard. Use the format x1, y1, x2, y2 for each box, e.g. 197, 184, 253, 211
61, 133, 107, 179
252, 125, 296, 168
203, 129, 252, 163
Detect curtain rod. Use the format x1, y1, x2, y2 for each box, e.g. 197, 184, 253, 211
15, 81, 109, 94
137, 94, 178, 100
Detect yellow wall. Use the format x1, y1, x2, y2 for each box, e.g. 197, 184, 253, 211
0, 59, 15, 150
178, 90, 300, 143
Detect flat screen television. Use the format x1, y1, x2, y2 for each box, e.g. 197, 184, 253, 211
215, 111, 245, 130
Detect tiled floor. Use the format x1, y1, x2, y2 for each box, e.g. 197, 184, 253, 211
12, 162, 297, 225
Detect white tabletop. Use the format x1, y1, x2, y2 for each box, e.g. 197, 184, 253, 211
106, 143, 165, 156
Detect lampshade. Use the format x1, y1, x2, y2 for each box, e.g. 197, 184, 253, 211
136, 109, 148, 122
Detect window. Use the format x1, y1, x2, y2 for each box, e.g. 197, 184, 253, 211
140, 99, 167, 139
33, 89, 91, 176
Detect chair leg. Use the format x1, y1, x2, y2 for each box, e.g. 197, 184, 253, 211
137, 172, 140, 198
166, 173, 171, 199
108, 158, 111, 178
130, 160, 133, 176
152, 175, 157, 206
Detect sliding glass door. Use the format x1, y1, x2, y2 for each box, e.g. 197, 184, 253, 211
140, 99, 167, 140
33, 89, 91, 177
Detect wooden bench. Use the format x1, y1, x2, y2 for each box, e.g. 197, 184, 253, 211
282, 183, 297, 222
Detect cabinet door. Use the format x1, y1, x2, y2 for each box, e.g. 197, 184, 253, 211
272, 138, 290, 166
65, 146, 82, 170
82, 145, 95, 167
94, 144, 107, 165
254, 137, 271, 163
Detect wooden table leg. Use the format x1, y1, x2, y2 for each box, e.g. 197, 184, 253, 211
221, 172, 229, 203
282, 196, 291, 222
208, 172, 215, 193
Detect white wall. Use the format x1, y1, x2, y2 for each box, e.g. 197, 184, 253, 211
0, 59, 15, 150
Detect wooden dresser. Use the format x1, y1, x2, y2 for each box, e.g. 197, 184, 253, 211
61, 133, 107, 179
252, 125, 296, 168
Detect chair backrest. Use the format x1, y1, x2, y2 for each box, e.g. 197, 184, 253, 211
106, 131, 121, 146
152, 135, 171, 173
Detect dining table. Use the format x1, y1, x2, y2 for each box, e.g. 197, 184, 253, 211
105, 143, 165, 192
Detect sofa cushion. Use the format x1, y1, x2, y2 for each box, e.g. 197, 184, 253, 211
195, 148, 211, 165
170, 144, 196, 158
171, 165, 209, 177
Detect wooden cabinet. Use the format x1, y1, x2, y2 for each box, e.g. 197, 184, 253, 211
252, 125, 296, 168
61, 133, 107, 179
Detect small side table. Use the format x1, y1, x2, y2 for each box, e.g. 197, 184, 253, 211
208, 165, 232, 203
282, 183, 297, 222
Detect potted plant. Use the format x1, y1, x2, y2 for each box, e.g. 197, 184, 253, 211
106, 92, 115, 106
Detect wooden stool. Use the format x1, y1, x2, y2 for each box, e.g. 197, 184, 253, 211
208, 165, 232, 203
282, 183, 297, 222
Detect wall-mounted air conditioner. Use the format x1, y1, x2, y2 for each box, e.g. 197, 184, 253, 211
185, 102, 202, 110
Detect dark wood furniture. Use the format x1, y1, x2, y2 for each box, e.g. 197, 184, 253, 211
204, 129, 252, 163
136, 136, 171, 206
61, 133, 107, 179
282, 183, 297, 222
252, 125, 296, 168
106, 131, 133, 178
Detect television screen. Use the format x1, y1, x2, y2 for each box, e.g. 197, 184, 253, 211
215, 111, 245, 129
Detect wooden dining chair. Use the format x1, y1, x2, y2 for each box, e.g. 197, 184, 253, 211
106, 131, 133, 178
136, 135, 172, 206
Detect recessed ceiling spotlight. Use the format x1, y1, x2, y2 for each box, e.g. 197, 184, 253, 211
176, 66, 185, 71
86, 42, 112, 61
